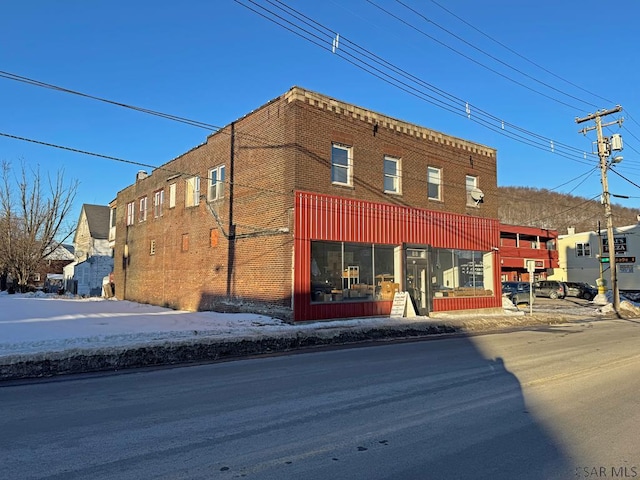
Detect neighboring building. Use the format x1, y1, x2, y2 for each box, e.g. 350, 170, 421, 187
64, 204, 114, 296
550, 224, 640, 291
113, 86, 503, 321
30, 243, 75, 291
499, 224, 559, 282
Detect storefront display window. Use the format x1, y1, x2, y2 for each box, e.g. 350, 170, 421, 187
430, 248, 493, 297
311, 241, 398, 302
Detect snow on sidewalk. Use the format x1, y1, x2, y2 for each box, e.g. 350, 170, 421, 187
0, 292, 430, 358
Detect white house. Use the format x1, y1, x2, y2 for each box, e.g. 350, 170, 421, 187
550, 223, 640, 291
64, 204, 114, 296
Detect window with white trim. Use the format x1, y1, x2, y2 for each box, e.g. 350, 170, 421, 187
153, 190, 164, 218
185, 176, 200, 207
139, 196, 147, 222
331, 143, 352, 186
576, 242, 591, 257
126, 201, 135, 225
427, 167, 441, 200
208, 165, 225, 202
466, 175, 478, 206
169, 183, 176, 208
383, 156, 401, 194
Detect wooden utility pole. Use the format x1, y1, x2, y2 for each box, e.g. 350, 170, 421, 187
576, 106, 623, 313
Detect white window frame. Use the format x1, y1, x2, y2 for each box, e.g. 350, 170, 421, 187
331, 143, 353, 187
169, 183, 176, 209
126, 201, 135, 226
185, 176, 200, 207
466, 175, 478, 206
208, 165, 225, 202
576, 242, 591, 257
427, 166, 442, 201
383, 156, 401, 194
153, 190, 164, 218
139, 196, 147, 222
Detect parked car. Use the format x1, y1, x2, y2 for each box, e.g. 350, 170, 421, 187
564, 282, 597, 301
502, 281, 534, 305
534, 280, 567, 299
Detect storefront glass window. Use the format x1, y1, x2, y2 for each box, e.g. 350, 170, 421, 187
430, 248, 493, 298
311, 241, 398, 302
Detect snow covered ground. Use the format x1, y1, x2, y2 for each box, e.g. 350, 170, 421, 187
0, 292, 433, 358
0, 290, 633, 361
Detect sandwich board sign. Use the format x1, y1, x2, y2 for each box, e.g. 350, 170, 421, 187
390, 291, 417, 318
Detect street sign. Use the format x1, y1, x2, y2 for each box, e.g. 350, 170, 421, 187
599, 256, 635, 264
523, 258, 544, 270
616, 257, 636, 264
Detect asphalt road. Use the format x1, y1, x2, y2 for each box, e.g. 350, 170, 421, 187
2, 317, 639, 480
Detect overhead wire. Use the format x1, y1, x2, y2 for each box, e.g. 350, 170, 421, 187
0, 4, 606, 184
270, 0, 591, 156
245, 0, 640, 200
0, 3, 622, 206
425, 0, 615, 106
527, 194, 603, 227
368, 0, 596, 110
236, 0, 597, 166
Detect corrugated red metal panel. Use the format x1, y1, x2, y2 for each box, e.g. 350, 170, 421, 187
432, 295, 498, 312
298, 191, 500, 249
294, 191, 502, 321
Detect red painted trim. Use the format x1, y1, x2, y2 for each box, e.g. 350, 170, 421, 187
294, 191, 502, 321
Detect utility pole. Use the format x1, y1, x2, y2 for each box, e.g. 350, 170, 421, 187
576, 106, 623, 313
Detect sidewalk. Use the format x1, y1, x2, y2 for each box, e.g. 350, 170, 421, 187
0, 292, 615, 382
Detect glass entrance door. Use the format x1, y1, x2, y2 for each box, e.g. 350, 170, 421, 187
405, 247, 430, 315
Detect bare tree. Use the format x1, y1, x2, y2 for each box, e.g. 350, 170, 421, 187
0, 160, 78, 292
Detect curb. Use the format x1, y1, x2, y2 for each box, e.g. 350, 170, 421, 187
1, 323, 459, 382
0, 312, 605, 382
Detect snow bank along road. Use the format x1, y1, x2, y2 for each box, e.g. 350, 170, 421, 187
0, 293, 620, 381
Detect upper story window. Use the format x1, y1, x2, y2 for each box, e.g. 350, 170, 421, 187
466, 175, 479, 206
126, 201, 135, 226
185, 176, 200, 207
576, 242, 591, 257
139, 196, 148, 222
153, 189, 164, 218
169, 183, 176, 209
109, 207, 116, 228
383, 156, 401, 194
331, 143, 352, 187
427, 166, 441, 201
208, 165, 225, 202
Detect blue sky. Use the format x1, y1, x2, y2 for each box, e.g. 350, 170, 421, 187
2, 0, 640, 231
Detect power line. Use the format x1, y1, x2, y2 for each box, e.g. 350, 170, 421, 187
2, 129, 610, 230
425, 0, 614, 106
236, 0, 597, 165
0, 71, 221, 132
549, 167, 599, 194
368, 0, 597, 110
610, 166, 640, 191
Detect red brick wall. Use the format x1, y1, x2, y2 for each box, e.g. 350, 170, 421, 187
114, 98, 296, 317
113, 87, 498, 319
287, 90, 498, 218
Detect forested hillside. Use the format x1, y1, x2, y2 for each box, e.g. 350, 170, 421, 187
497, 186, 640, 234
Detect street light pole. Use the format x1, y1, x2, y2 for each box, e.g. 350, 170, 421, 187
576, 106, 623, 313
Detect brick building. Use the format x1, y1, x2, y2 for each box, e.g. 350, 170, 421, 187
113, 87, 502, 321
